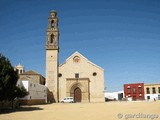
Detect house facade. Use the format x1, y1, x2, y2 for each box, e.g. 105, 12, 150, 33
17, 80, 47, 105
124, 83, 144, 101
15, 64, 47, 105
144, 84, 160, 101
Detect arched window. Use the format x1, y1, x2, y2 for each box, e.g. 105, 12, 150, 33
51, 20, 54, 28
50, 34, 54, 43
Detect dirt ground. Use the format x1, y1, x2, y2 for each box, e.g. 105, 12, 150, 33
0, 101, 160, 120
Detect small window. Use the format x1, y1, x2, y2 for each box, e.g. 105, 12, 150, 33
158, 87, 160, 94
58, 73, 62, 77
73, 56, 80, 63
127, 88, 131, 94
146, 88, 150, 94
50, 34, 54, 43
152, 87, 156, 94
93, 72, 97, 76
51, 20, 54, 27
133, 87, 136, 94
30, 83, 32, 87
158, 95, 160, 100
147, 96, 150, 100
75, 73, 79, 78
138, 87, 142, 93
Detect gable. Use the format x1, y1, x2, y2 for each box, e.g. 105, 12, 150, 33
59, 51, 104, 71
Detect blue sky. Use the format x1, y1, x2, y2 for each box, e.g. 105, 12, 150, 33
0, 0, 160, 92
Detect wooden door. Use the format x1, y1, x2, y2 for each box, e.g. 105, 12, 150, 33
74, 87, 81, 102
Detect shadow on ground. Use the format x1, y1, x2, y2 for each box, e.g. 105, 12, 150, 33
0, 106, 43, 114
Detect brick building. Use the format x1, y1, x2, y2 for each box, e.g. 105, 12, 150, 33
124, 83, 144, 101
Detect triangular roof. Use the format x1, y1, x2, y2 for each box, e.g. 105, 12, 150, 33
59, 51, 104, 71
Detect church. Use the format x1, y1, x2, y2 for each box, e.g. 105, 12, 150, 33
46, 10, 105, 103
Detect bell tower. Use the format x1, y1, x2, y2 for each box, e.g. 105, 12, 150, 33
46, 10, 59, 103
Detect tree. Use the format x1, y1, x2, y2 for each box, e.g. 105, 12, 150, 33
0, 53, 28, 102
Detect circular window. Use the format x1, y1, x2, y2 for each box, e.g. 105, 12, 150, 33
93, 72, 97, 76
58, 73, 62, 77
73, 56, 80, 63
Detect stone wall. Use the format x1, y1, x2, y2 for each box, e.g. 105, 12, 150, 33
19, 99, 46, 105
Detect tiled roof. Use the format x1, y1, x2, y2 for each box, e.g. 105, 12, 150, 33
21, 70, 40, 75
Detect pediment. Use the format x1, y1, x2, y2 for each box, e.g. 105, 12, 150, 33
59, 51, 104, 70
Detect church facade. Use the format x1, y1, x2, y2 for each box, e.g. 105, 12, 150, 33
46, 10, 104, 103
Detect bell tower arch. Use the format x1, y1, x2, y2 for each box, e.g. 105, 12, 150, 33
46, 10, 59, 103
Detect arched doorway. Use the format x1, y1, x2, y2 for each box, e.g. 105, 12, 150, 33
74, 87, 81, 102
